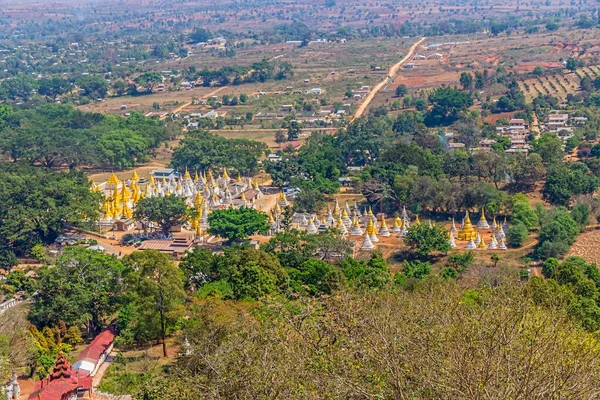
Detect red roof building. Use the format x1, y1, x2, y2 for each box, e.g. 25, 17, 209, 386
28, 327, 116, 400
28, 354, 92, 400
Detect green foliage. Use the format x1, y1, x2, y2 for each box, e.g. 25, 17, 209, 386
511, 199, 538, 229
543, 163, 599, 206
76, 75, 109, 99
425, 87, 473, 126
395, 84, 408, 97
190, 28, 212, 43
535, 208, 579, 259
30, 247, 125, 335
134, 71, 163, 93
122, 251, 186, 355
571, 203, 590, 227
266, 132, 345, 194
292, 188, 325, 213
338, 253, 391, 289
404, 223, 451, 257
439, 267, 458, 280
179, 248, 219, 289
530, 256, 600, 332
0, 104, 165, 169
5, 270, 34, 293
531, 134, 564, 164
401, 260, 431, 280
507, 222, 528, 248
171, 131, 266, 174
289, 259, 347, 295
459, 72, 473, 90
0, 163, 101, 256
221, 246, 288, 300
134, 196, 190, 235
208, 207, 269, 242
446, 252, 475, 273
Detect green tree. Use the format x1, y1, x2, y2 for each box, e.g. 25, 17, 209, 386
292, 188, 325, 213
171, 131, 266, 174
566, 57, 578, 71
38, 77, 71, 99
76, 75, 109, 98
404, 223, 451, 257
401, 260, 431, 279
571, 203, 590, 227
30, 248, 125, 335
507, 222, 528, 247
425, 87, 473, 126
134, 196, 190, 236
190, 28, 212, 43
208, 208, 269, 242
178, 248, 219, 289
124, 251, 185, 357
511, 200, 538, 229
134, 72, 163, 93
221, 246, 288, 299
459, 72, 473, 90
395, 84, 408, 97
533, 66, 545, 76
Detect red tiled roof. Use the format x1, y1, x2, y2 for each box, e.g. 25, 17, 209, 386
28, 373, 92, 400
76, 327, 116, 366
28, 328, 114, 400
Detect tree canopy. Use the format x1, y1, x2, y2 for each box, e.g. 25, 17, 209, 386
0, 104, 166, 169
208, 207, 269, 242
134, 196, 190, 235
171, 131, 266, 174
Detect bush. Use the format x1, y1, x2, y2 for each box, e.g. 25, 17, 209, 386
439, 267, 458, 280
507, 222, 528, 247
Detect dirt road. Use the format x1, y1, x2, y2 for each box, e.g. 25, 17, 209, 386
351, 37, 426, 121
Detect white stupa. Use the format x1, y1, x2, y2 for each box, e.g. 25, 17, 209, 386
498, 238, 507, 250
359, 232, 375, 250
306, 218, 318, 234
378, 217, 391, 237
449, 232, 456, 248
391, 216, 402, 234
476, 208, 490, 230
349, 216, 364, 236
450, 218, 458, 234
337, 217, 348, 235
465, 239, 477, 249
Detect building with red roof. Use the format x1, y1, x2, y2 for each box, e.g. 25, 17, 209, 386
28, 327, 116, 400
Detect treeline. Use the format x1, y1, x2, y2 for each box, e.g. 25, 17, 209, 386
171, 131, 267, 175
0, 163, 99, 262
0, 104, 166, 169
187, 59, 293, 87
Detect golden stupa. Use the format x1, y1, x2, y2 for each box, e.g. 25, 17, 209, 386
458, 211, 478, 241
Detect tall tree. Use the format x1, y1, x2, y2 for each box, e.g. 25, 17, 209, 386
134, 196, 190, 236
30, 248, 125, 336
124, 251, 185, 357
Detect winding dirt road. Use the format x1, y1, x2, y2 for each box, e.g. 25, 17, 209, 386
351, 37, 426, 122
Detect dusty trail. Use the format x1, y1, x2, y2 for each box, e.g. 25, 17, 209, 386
351, 37, 426, 121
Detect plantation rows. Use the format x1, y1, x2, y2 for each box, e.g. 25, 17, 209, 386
519, 66, 600, 102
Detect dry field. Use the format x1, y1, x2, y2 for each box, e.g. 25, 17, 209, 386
568, 229, 600, 265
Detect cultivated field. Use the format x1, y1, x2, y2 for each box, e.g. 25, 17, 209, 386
568, 229, 600, 264
519, 66, 600, 102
